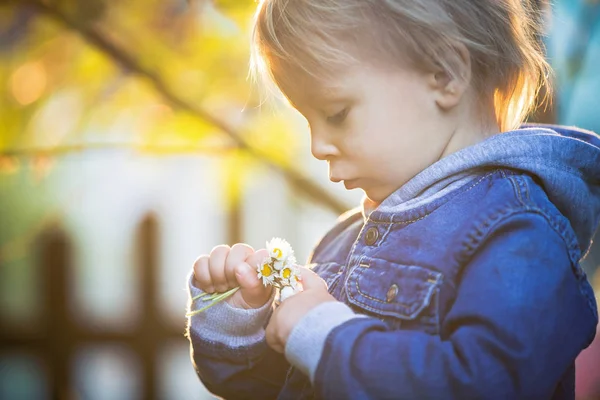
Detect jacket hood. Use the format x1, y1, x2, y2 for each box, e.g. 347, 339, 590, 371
373, 124, 600, 255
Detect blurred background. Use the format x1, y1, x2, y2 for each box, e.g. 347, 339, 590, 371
0, 0, 598, 399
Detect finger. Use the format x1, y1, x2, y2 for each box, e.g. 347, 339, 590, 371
192, 255, 212, 292
265, 315, 284, 354
225, 243, 254, 287
237, 248, 272, 307
245, 249, 269, 271
270, 342, 284, 354
235, 261, 272, 308
297, 266, 328, 290
209, 245, 231, 292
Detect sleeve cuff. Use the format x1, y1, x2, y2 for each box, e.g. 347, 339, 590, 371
185, 269, 276, 348
284, 301, 365, 383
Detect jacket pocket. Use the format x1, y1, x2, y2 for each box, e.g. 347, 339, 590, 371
346, 258, 442, 334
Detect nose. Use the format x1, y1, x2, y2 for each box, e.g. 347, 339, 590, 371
310, 130, 338, 161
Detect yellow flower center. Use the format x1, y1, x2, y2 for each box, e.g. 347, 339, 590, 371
282, 268, 291, 279
273, 248, 282, 258
261, 263, 273, 277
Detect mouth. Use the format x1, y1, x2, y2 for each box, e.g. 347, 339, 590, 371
330, 174, 361, 189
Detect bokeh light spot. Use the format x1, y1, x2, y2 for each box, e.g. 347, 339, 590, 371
9, 61, 47, 106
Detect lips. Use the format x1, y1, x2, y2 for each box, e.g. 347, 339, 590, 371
330, 174, 361, 189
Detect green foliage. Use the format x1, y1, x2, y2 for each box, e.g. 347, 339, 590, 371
1, 0, 298, 160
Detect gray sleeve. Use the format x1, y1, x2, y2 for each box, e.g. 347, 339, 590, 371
284, 301, 365, 382
186, 269, 276, 347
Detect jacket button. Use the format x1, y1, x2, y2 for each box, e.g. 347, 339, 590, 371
386, 284, 398, 302
365, 227, 379, 245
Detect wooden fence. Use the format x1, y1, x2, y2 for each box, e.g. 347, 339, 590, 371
0, 214, 192, 399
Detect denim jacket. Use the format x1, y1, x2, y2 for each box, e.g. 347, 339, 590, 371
186, 125, 599, 399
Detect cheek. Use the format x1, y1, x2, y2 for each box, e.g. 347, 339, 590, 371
344, 102, 427, 172
361, 115, 407, 156
353, 106, 392, 145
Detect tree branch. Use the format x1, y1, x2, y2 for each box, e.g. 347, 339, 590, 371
0, 142, 237, 157
17, 0, 350, 214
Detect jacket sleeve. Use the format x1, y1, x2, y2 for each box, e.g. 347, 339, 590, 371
290, 212, 598, 399
185, 271, 289, 399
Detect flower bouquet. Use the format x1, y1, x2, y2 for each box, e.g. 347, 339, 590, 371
187, 238, 301, 317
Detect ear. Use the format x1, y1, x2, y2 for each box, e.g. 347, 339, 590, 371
428, 43, 472, 111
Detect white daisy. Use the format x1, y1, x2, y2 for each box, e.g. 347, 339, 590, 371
284, 253, 297, 266
257, 257, 276, 286
289, 274, 300, 290
279, 286, 297, 302
278, 264, 300, 287
273, 260, 284, 271
267, 237, 294, 262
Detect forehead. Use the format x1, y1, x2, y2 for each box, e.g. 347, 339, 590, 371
272, 62, 354, 107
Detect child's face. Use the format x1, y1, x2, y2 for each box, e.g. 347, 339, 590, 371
279, 62, 455, 203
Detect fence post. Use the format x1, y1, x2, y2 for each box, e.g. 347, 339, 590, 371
135, 213, 161, 400
39, 225, 74, 400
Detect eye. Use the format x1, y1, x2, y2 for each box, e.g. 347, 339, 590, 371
326, 107, 350, 125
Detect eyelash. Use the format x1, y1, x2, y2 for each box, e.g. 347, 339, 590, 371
326, 107, 350, 125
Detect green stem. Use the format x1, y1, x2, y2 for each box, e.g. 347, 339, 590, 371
192, 291, 228, 302
186, 287, 240, 316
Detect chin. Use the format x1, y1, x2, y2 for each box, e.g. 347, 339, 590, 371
364, 191, 383, 204
364, 187, 394, 204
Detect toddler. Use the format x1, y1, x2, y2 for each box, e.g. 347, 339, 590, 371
186, 0, 600, 398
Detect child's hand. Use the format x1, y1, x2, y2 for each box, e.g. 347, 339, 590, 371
265, 267, 336, 353
193, 244, 273, 309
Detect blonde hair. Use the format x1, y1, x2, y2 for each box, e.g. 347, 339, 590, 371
250, 0, 551, 132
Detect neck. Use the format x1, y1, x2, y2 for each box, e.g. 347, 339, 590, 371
438, 95, 500, 160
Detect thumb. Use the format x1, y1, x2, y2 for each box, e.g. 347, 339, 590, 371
234, 260, 272, 308
297, 266, 327, 291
